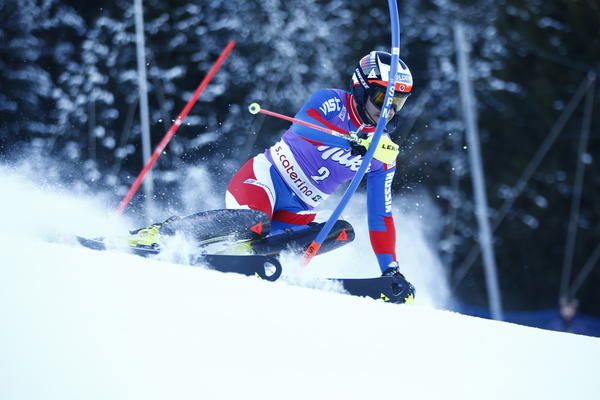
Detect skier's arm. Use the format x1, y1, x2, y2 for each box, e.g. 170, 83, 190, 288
366, 163, 397, 273
291, 89, 352, 148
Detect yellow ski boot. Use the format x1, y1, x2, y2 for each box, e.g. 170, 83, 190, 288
128, 224, 163, 250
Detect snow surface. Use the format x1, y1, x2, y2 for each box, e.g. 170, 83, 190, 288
1, 165, 599, 399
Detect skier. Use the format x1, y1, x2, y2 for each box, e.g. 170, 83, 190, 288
129, 51, 415, 300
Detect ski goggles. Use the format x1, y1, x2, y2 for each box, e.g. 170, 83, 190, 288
369, 88, 409, 112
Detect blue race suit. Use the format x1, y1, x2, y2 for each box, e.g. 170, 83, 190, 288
227, 89, 398, 272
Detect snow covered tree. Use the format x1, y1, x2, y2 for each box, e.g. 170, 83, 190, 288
45, 0, 355, 199
0, 0, 85, 157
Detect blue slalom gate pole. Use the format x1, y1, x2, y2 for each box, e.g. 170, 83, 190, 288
302, 0, 401, 265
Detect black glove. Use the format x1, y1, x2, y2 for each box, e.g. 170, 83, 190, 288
350, 141, 367, 157
349, 131, 369, 157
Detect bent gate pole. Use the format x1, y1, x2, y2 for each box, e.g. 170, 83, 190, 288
116, 41, 236, 215
302, 0, 401, 266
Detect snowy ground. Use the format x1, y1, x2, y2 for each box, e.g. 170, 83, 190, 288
1, 165, 599, 399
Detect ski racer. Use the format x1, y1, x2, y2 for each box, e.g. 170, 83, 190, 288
129, 51, 415, 300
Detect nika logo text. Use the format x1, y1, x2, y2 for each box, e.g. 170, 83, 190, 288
317, 146, 368, 172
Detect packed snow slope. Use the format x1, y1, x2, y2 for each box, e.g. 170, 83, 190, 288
1, 165, 599, 399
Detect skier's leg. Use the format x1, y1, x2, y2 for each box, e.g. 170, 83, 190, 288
247, 170, 355, 256
161, 209, 269, 242
223, 153, 279, 235
251, 219, 355, 256
128, 155, 274, 249
160, 153, 276, 241
128, 208, 270, 249
225, 153, 276, 224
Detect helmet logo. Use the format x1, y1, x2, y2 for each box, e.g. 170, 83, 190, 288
377, 57, 391, 81
354, 68, 369, 89
367, 69, 378, 79
396, 72, 412, 84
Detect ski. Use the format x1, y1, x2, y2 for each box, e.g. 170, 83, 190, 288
195, 254, 282, 282
329, 276, 415, 304
76, 236, 282, 281
76, 236, 412, 303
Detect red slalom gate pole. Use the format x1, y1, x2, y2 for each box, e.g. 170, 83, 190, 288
116, 41, 236, 215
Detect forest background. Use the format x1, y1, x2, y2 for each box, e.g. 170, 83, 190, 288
1, 0, 599, 317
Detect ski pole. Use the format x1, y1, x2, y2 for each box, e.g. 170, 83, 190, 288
248, 103, 400, 159
116, 41, 236, 215
302, 0, 401, 266
248, 102, 357, 142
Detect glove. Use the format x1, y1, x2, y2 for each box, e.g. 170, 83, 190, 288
349, 132, 399, 164
350, 141, 367, 157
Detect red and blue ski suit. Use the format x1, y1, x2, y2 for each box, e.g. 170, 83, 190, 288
226, 89, 397, 272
